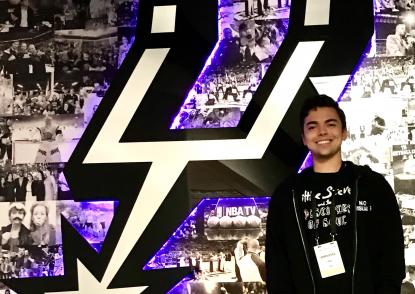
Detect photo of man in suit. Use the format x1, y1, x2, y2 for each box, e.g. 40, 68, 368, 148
9, 0, 34, 30
14, 169, 27, 202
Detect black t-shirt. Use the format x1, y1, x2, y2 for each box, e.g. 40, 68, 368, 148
299, 166, 354, 294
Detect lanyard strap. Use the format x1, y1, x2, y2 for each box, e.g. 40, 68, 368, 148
311, 186, 338, 246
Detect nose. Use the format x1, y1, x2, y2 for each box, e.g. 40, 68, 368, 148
318, 125, 328, 135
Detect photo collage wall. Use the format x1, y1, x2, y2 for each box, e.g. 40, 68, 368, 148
333, 1, 415, 290
2, 0, 414, 293
145, 197, 269, 294
0, 0, 130, 287
170, 0, 290, 129
166, 1, 415, 293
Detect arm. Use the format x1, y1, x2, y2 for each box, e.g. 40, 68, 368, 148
51, 177, 58, 198
372, 173, 405, 294
234, 239, 247, 261
266, 187, 295, 294
251, 253, 266, 281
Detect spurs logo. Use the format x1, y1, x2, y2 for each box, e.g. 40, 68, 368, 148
43, 0, 373, 292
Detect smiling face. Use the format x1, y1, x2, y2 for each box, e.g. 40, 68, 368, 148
302, 106, 347, 162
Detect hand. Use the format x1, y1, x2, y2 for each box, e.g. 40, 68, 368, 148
2, 231, 11, 242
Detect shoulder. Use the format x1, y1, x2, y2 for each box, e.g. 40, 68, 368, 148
346, 161, 394, 192
386, 34, 398, 41
21, 225, 31, 233
349, 162, 388, 183
269, 171, 301, 209
272, 173, 296, 196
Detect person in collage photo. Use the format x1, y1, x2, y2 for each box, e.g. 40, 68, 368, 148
170, 0, 290, 129
0, 0, 138, 283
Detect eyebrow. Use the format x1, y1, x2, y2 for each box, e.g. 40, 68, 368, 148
305, 118, 339, 127
325, 119, 339, 124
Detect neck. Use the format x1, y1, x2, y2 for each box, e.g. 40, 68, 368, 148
11, 223, 21, 230
312, 153, 343, 173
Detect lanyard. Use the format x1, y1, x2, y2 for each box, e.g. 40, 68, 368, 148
310, 179, 340, 246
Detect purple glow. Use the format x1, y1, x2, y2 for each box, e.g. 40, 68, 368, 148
170, 1, 291, 129
58, 200, 117, 253
144, 197, 270, 271
166, 276, 194, 294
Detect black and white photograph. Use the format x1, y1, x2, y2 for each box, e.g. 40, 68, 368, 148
340, 98, 404, 176
375, 0, 415, 15
52, 0, 113, 30
233, 0, 290, 21
399, 194, 415, 270
171, 62, 272, 129
0, 200, 64, 279
401, 265, 415, 294
0, 0, 54, 36
375, 1, 415, 56
0, 2, 138, 165
145, 198, 268, 284
53, 0, 138, 30
0, 163, 70, 202
330, 35, 415, 290
12, 114, 84, 164
0, 245, 64, 279
349, 56, 415, 99
392, 144, 415, 194
0, 39, 54, 95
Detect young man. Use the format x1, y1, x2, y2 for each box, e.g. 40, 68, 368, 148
265, 94, 405, 294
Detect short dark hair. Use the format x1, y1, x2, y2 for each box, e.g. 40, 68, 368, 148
299, 94, 346, 133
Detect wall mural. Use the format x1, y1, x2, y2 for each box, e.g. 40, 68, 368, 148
0, 0, 136, 292
0, 0, 408, 293
341, 2, 415, 291
170, 0, 290, 129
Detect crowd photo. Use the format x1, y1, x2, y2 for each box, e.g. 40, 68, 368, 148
0, 34, 134, 116
309, 11, 415, 288
0, 4, 137, 163
145, 197, 268, 287
0, 2, 138, 281
170, 0, 289, 129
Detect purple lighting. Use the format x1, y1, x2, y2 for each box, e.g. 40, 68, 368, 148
58, 200, 117, 253
144, 197, 270, 274
170, 1, 291, 129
